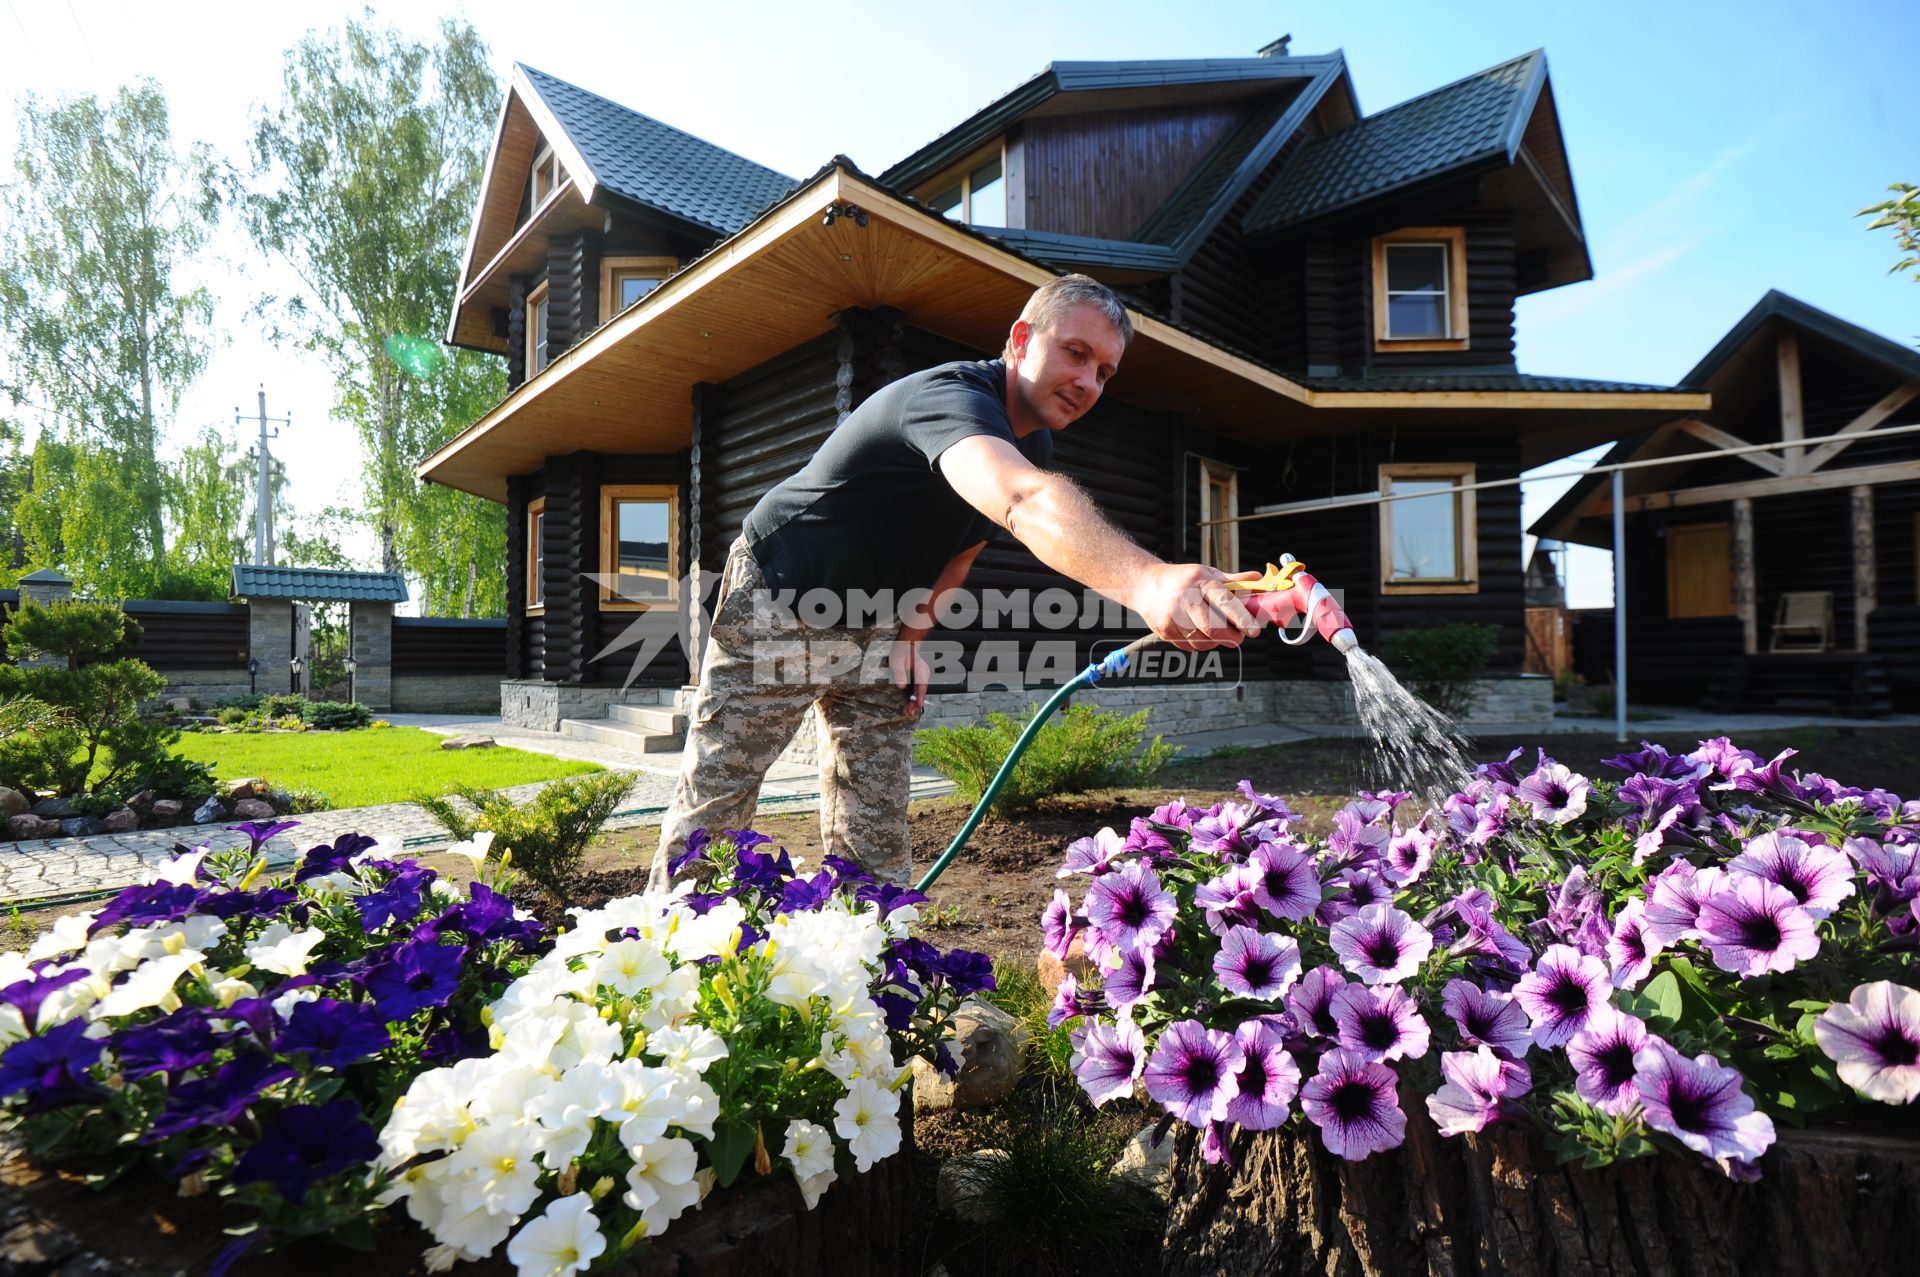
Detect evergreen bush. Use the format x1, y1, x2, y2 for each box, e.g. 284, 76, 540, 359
0, 599, 172, 795
914, 702, 1177, 815
412, 770, 636, 900
1379, 622, 1501, 717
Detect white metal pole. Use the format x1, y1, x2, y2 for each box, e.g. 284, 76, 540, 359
1612, 467, 1627, 744
255, 387, 271, 566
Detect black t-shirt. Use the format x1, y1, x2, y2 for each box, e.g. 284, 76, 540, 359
742, 358, 1052, 596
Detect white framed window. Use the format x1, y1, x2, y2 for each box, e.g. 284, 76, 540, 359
1372, 227, 1469, 350
526, 497, 547, 612
530, 144, 566, 209
599, 485, 679, 609
1379, 463, 1478, 594
599, 255, 678, 322
527, 280, 551, 374
925, 147, 1007, 228
1198, 460, 1239, 571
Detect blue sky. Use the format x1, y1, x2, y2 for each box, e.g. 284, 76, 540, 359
0, 1, 1911, 605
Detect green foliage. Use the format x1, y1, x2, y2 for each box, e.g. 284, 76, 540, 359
207, 693, 371, 732
412, 772, 637, 900
2, 599, 131, 670
914, 703, 1178, 814
985, 958, 1078, 1084
0, 600, 173, 795
1553, 668, 1578, 702
1860, 182, 1920, 282
301, 700, 372, 731
127, 754, 219, 802
1379, 622, 1500, 717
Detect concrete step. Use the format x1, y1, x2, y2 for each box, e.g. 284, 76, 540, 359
607, 703, 687, 733
559, 718, 686, 753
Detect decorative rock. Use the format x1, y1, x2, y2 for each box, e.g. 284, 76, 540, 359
1037, 932, 1095, 1000
7, 814, 57, 841
222, 777, 265, 802
101, 809, 138, 834
30, 797, 75, 820
124, 789, 155, 815
910, 997, 1026, 1110
166, 697, 193, 712
59, 817, 106, 838
191, 798, 228, 825
1112, 1125, 1174, 1199
936, 1150, 1009, 1224
440, 734, 497, 750
268, 789, 293, 812
0, 787, 27, 819
150, 799, 184, 824
231, 798, 276, 821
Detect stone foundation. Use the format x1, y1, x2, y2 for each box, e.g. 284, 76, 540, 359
155, 668, 253, 708
1264, 675, 1554, 731
499, 679, 677, 731
393, 673, 506, 714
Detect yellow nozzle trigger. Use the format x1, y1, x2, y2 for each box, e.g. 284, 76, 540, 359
1224, 560, 1307, 594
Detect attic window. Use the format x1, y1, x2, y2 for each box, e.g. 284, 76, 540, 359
527, 281, 551, 374
599, 256, 678, 322
926, 149, 1006, 228
1372, 227, 1469, 351
529, 144, 566, 211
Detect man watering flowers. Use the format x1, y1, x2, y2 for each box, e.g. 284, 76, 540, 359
654, 274, 1261, 887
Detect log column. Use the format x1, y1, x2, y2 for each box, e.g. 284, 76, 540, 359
1731, 497, 1758, 654
1853, 484, 1876, 653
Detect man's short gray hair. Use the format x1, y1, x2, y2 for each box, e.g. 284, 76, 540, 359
1004, 273, 1134, 359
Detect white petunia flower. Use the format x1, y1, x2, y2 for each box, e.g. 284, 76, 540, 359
445, 1124, 545, 1219
208, 975, 260, 1007
665, 899, 746, 961
796, 1167, 837, 1209
144, 846, 210, 887
832, 1078, 902, 1172
26, 910, 100, 961
621, 1134, 697, 1211
447, 830, 496, 871
647, 1024, 728, 1074
592, 938, 670, 998
638, 965, 700, 1031
506, 1194, 605, 1277
782, 1118, 834, 1182
270, 984, 322, 1020
245, 923, 327, 976
95, 950, 204, 1018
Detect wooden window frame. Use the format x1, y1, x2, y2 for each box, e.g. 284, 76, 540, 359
598, 484, 680, 610
525, 497, 547, 613
1379, 463, 1478, 595
598, 255, 679, 323
527, 280, 551, 375
1666, 521, 1735, 619
1372, 227, 1470, 352
917, 140, 1008, 226
1198, 459, 1240, 571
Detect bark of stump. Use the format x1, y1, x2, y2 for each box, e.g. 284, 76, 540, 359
0, 1123, 910, 1277
1161, 1095, 1919, 1277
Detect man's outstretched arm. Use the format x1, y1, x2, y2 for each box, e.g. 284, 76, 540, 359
937, 434, 1257, 650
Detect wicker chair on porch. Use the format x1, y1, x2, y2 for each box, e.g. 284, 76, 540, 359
1769, 591, 1835, 653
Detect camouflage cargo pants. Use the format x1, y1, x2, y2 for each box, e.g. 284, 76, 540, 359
655, 536, 917, 885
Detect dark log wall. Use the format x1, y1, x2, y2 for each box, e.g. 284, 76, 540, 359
504, 472, 539, 679
1021, 102, 1247, 240
391, 618, 506, 675
1168, 143, 1292, 356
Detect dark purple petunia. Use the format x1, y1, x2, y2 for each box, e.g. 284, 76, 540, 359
1049, 974, 1105, 1029
142, 1053, 297, 1142
855, 881, 929, 916
1287, 966, 1349, 1040
0, 1020, 106, 1112
1696, 877, 1820, 977
1213, 926, 1302, 1001
1087, 861, 1178, 952
1145, 1019, 1245, 1125
229, 819, 300, 851
230, 1100, 381, 1203
1720, 747, 1806, 800
1476, 746, 1526, 786
355, 866, 433, 932
1103, 944, 1156, 1009
668, 828, 712, 877
427, 882, 543, 948
821, 852, 870, 884
214, 996, 284, 1044
779, 870, 837, 914
1633, 1039, 1775, 1170
362, 939, 466, 1022
1123, 817, 1177, 861
1726, 832, 1856, 919
1074, 1019, 1146, 1106
1225, 1020, 1300, 1130
111, 1007, 232, 1081
1603, 741, 1706, 781
0, 968, 90, 1028
1440, 979, 1533, 1058
191, 885, 300, 921
294, 832, 379, 882
1513, 944, 1610, 1049
1434, 891, 1532, 972
887, 937, 943, 983
275, 998, 392, 1069
421, 1018, 492, 1066
1618, 774, 1700, 865
1566, 1006, 1651, 1115
87, 881, 203, 935
1426, 1046, 1532, 1135
734, 841, 795, 891
1236, 780, 1294, 823
938, 948, 996, 996
1041, 889, 1083, 959
1250, 841, 1321, 922
1300, 1049, 1405, 1160
1329, 904, 1434, 985
1330, 984, 1430, 1062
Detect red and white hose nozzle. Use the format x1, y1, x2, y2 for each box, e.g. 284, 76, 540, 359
1230, 555, 1359, 654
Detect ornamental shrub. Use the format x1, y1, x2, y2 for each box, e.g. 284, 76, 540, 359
301, 700, 371, 731
127, 754, 219, 802
1380, 622, 1500, 717
0, 600, 172, 795
915, 703, 1178, 814
1042, 743, 1920, 1180
413, 771, 637, 901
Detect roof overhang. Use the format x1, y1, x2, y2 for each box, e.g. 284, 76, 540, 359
420, 165, 1704, 501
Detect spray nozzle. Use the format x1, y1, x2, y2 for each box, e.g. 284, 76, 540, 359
1231, 555, 1360, 653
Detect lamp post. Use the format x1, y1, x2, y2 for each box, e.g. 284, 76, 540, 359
289, 656, 303, 697
345, 655, 357, 707
247, 658, 259, 696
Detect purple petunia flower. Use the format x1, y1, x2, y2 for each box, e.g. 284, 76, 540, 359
1074, 1019, 1147, 1107
1320, 867, 1395, 924
0, 1019, 106, 1113
1085, 861, 1177, 953
1726, 832, 1856, 920
1058, 827, 1126, 877
1225, 1020, 1300, 1130
1426, 1046, 1532, 1135
1145, 1019, 1245, 1126
1619, 774, 1700, 864
1444, 788, 1510, 849
230, 819, 301, 852
1330, 984, 1430, 1062
1148, 799, 1198, 831
111, 1008, 232, 1081
1686, 736, 1763, 781
275, 998, 392, 1069
1566, 1006, 1651, 1115
1477, 746, 1526, 786
1190, 802, 1258, 858
1103, 944, 1156, 1009
1212, 926, 1302, 1001
1041, 889, 1082, 959
1633, 1039, 1776, 1171
1515, 760, 1590, 824
1048, 974, 1093, 1029
1325, 807, 1390, 869
1440, 979, 1533, 1058
1604, 741, 1707, 780
1850, 836, 1920, 901
939, 949, 996, 996
355, 866, 432, 932
1513, 944, 1610, 1049
667, 828, 711, 877
143, 1053, 297, 1142
1813, 980, 1920, 1103
1329, 904, 1433, 985
1249, 841, 1321, 922
1299, 1049, 1405, 1160
1606, 899, 1663, 989
734, 840, 795, 891
1123, 817, 1176, 861
294, 832, 378, 883
1642, 863, 1727, 948
1236, 780, 1294, 823
231, 1100, 381, 1204
1194, 863, 1265, 936
1696, 877, 1820, 977
362, 939, 466, 1022
1287, 967, 1349, 1039
1382, 828, 1435, 886
779, 869, 837, 914
1437, 894, 1533, 972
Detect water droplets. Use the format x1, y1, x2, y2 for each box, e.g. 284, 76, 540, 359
1343, 646, 1475, 805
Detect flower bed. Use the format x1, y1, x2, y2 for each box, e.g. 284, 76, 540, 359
0, 823, 983, 1275
1044, 739, 1920, 1272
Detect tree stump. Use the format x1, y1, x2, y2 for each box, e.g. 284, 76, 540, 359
1161, 1090, 1919, 1277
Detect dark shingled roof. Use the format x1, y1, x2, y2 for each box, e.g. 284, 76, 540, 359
1133, 89, 1300, 245
1300, 370, 1684, 395
1247, 50, 1545, 234
518, 65, 794, 235
231, 566, 409, 603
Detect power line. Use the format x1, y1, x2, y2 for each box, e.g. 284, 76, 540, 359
60, 0, 91, 62
2, 0, 37, 63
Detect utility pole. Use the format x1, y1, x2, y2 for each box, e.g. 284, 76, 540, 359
236, 386, 291, 566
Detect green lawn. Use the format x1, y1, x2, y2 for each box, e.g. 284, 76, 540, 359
173, 727, 603, 809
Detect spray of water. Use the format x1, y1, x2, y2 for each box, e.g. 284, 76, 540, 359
1342, 645, 1477, 806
